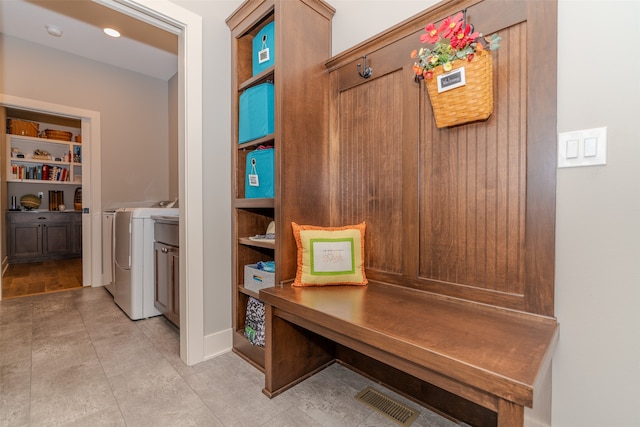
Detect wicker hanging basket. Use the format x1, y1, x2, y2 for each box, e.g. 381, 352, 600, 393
425, 50, 494, 128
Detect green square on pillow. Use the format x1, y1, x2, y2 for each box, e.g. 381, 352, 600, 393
309, 237, 356, 276
292, 222, 367, 287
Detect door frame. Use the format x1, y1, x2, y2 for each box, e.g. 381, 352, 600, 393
94, 0, 205, 366
0, 94, 102, 292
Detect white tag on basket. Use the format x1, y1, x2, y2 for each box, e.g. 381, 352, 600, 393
248, 158, 259, 187
258, 34, 270, 64
437, 66, 466, 93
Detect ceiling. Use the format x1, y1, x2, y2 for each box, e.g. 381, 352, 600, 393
0, 0, 178, 81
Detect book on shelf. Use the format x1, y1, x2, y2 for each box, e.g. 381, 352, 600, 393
12, 164, 69, 181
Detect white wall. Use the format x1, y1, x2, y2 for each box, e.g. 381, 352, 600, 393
330, 0, 428, 54
554, 1, 640, 425
168, 0, 238, 340
0, 34, 172, 208
168, 73, 179, 200
172, 0, 639, 424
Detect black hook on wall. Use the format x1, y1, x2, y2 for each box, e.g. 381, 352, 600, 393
357, 56, 373, 79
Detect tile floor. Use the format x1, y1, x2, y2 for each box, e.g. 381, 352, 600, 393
0, 287, 460, 427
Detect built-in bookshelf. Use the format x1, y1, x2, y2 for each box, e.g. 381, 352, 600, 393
5, 110, 83, 210
226, 0, 334, 371
7, 134, 82, 185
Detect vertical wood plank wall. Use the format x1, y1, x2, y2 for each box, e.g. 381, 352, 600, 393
335, 71, 405, 274
420, 22, 527, 296
327, 0, 557, 316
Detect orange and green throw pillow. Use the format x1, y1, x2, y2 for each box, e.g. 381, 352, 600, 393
291, 222, 367, 287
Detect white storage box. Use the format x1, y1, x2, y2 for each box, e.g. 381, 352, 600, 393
244, 264, 275, 293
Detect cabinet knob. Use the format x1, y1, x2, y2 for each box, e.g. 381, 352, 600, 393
161, 247, 175, 253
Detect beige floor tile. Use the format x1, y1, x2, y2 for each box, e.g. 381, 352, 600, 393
57, 405, 127, 427
108, 357, 216, 426
0, 286, 458, 427
30, 361, 119, 426
0, 363, 31, 427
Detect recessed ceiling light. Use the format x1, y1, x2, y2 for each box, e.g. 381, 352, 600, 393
45, 25, 63, 37
103, 28, 121, 38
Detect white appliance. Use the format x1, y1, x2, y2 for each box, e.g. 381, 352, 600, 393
114, 207, 179, 319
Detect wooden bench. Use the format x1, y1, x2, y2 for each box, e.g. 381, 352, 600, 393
259, 281, 559, 427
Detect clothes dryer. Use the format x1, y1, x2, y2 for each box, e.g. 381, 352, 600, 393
113, 207, 178, 319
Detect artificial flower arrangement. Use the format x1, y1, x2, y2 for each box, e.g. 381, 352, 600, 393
411, 12, 502, 128
411, 12, 501, 81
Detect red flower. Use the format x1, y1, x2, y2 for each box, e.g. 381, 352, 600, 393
450, 24, 479, 49
439, 12, 463, 39
420, 23, 440, 44
410, 11, 501, 80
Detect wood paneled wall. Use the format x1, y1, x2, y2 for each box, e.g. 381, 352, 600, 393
334, 71, 406, 274
327, 0, 557, 316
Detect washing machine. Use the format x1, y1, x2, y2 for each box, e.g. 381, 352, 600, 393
114, 207, 179, 319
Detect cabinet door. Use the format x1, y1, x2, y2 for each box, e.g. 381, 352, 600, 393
42, 222, 71, 255
168, 247, 180, 327
10, 223, 41, 258
72, 214, 82, 255
154, 241, 171, 316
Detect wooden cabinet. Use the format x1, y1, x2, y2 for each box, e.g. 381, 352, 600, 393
154, 220, 179, 327
71, 212, 83, 256
6, 211, 81, 263
226, 0, 334, 370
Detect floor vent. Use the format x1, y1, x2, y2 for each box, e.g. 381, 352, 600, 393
355, 386, 419, 426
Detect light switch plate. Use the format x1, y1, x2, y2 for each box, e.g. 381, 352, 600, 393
558, 127, 607, 168
566, 139, 579, 158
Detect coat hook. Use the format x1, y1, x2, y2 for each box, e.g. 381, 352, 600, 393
357, 56, 373, 79
461, 8, 474, 33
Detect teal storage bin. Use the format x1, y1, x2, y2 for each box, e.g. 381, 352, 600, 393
245, 147, 275, 198
239, 83, 275, 144
252, 21, 275, 76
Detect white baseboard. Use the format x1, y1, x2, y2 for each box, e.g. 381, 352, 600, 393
203, 328, 233, 360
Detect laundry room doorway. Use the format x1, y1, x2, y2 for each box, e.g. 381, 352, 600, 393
0, 95, 102, 297
94, 0, 205, 366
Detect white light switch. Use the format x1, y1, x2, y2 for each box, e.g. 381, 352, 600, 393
566, 139, 579, 158
558, 127, 607, 168
584, 137, 597, 157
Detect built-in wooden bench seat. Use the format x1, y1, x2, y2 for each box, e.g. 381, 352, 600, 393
259, 281, 559, 427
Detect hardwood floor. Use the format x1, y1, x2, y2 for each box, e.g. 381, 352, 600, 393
1, 258, 82, 299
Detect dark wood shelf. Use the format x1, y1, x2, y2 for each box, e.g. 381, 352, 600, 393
232, 330, 265, 371
233, 197, 275, 209
238, 67, 274, 91
238, 237, 275, 250
237, 134, 275, 150
238, 286, 259, 299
